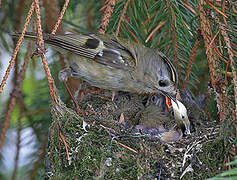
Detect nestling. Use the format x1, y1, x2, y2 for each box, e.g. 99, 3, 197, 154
171, 99, 190, 135
113, 92, 145, 126
134, 94, 183, 142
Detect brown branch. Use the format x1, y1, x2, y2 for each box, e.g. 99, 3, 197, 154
127, 28, 139, 43
43, 0, 64, 33
144, 1, 150, 24
11, 116, 22, 180
210, 13, 237, 120
199, 2, 228, 121
29, 135, 48, 180
182, 32, 202, 89
98, 0, 116, 34
171, 24, 179, 71
115, 0, 131, 36
144, 12, 156, 26
51, 0, 69, 34
170, 6, 176, 28
206, 28, 220, 54
10, 92, 26, 180
219, 23, 237, 120
182, 0, 196, 15
115, 140, 138, 154
10, 88, 28, 180
0, 98, 16, 150
0, 41, 33, 151
205, 0, 228, 18
213, 45, 228, 64
208, 0, 237, 15
34, 0, 44, 48
0, 1, 35, 94
14, 0, 27, 31
59, 130, 70, 161
34, 0, 59, 105
221, 0, 227, 24
13, 0, 28, 87
145, 21, 167, 43
223, 94, 236, 120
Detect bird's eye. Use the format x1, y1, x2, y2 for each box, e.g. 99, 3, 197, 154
158, 80, 167, 87
113, 96, 120, 104
182, 115, 185, 119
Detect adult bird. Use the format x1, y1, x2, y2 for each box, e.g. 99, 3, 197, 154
13, 32, 178, 103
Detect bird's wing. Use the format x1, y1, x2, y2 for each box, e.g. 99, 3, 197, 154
43, 33, 137, 71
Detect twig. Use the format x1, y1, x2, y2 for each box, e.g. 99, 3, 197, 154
205, 0, 228, 18
14, 0, 27, 31
0, 1, 34, 94
221, 0, 227, 24
182, 32, 201, 89
51, 0, 69, 34
34, 0, 59, 105
219, 22, 237, 119
0, 41, 33, 150
114, 140, 138, 154
223, 94, 235, 120
208, 0, 237, 15
210, 12, 237, 120
115, 0, 131, 36
213, 45, 228, 64
143, 1, 150, 24
199, 1, 228, 121
43, 0, 64, 33
170, 6, 176, 28
98, 0, 116, 34
11, 116, 22, 180
145, 21, 167, 43
59, 130, 70, 161
182, 0, 196, 15
127, 27, 139, 43
205, 28, 220, 54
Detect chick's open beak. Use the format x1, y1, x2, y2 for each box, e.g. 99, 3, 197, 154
160, 90, 178, 108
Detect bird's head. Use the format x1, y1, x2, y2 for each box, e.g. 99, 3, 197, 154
137, 49, 178, 97
171, 99, 191, 135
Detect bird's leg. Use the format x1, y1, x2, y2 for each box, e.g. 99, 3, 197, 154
58, 67, 81, 114
63, 80, 97, 116
59, 68, 94, 115
59, 67, 80, 113
62, 80, 82, 115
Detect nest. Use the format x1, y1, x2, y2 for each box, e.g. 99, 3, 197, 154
46, 93, 224, 179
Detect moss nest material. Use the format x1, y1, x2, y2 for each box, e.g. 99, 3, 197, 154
46, 93, 224, 179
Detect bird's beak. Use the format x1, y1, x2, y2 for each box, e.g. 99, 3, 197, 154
185, 126, 191, 135
160, 90, 179, 108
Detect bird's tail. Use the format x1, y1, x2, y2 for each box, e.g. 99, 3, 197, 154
12, 32, 38, 40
